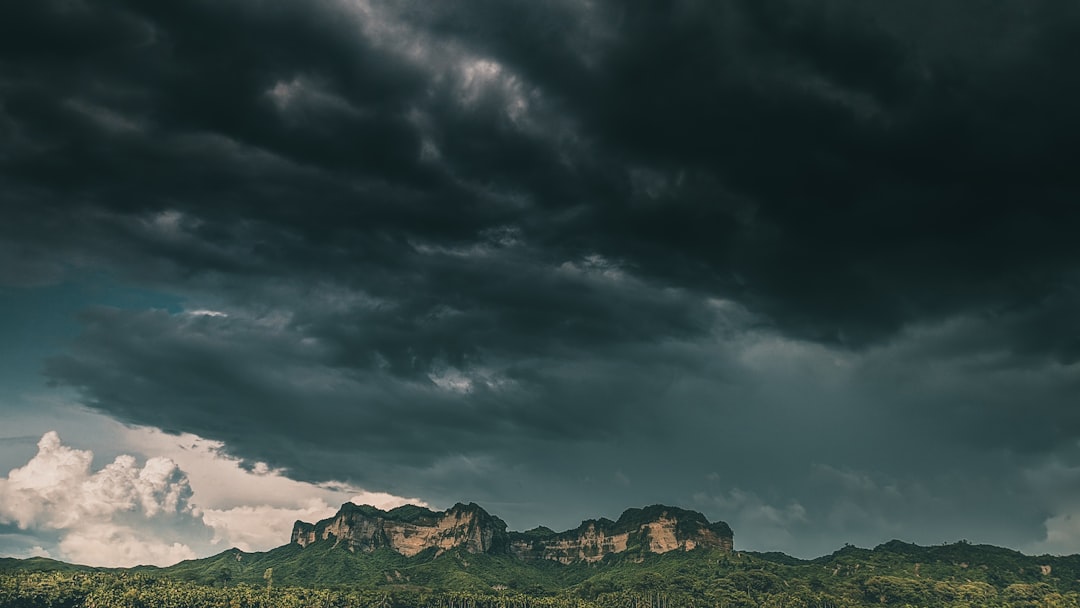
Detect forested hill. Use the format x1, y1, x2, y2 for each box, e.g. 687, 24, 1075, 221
4, 538, 1080, 607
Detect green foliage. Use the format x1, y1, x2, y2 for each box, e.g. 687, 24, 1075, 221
385, 505, 443, 524
5, 539, 1080, 607
0, 557, 94, 574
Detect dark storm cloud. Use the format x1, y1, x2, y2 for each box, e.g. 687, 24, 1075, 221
3, 0, 1080, 555
5, 0, 1080, 344
43, 279, 726, 486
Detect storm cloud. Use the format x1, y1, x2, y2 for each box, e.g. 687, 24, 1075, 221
2, 0, 1080, 558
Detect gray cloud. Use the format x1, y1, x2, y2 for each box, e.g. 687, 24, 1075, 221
2, 0, 1080, 556
41, 300, 1080, 555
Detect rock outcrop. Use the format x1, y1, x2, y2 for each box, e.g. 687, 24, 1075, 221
507, 505, 734, 564
291, 502, 508, 556
291, 503, 732, 563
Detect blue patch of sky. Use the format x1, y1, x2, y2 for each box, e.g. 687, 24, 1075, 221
0, 275, 184, 400
0, 276, 186, 473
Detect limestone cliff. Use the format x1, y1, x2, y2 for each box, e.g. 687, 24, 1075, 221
508, 505, 733, 563
291, 502, 508, 556
292, 503, 732, 563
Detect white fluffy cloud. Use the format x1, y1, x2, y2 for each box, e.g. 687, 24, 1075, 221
118, 426, 429, 552
198, 491, 428, 552
1024, 462, 1080, 556
59, 523, 197, 568
201, 500, 337, 552
0, 429, 430, 564
0, 431, 200, 566
1031, 513, 1080, 556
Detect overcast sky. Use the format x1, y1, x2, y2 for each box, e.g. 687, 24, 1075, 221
2, 0, 1080, 567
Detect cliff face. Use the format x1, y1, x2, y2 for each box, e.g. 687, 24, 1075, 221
508, 505, 733, 564
292, 503, 732, 563
291, 503, 508, 556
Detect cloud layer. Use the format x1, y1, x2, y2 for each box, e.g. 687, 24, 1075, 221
0, 431, 426, 565
0, 432, 201, 566
2, 0, 1080, 557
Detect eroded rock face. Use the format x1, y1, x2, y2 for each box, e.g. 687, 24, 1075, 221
291, 503, 733, 562
508, 506, 734, 563
291, 503, 507, 556
509, 521, 628, 564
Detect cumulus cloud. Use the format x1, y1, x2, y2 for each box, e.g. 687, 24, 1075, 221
117, 425, 429, 553
59, 524, 196, 568
0, 430, 433, 563
201, 500, 337, 553
1021, 462, 1080, 556
1030, 513, 1080, 556
201, 492, 427, 552
0, 530, 54, 560
0, 432, 201, 566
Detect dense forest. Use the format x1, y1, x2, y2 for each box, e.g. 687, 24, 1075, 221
4, 540, 1080, 608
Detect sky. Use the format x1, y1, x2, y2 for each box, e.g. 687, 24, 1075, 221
2, 0, 1080, 567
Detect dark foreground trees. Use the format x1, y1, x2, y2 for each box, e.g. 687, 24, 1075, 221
5, 550, 1080, 608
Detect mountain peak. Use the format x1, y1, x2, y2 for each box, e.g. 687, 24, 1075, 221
292, 502, 508, 556
508, 504, 733, 563
292, 503, 732, 564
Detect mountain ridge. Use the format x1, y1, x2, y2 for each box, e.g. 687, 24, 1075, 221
8, 535, 1080, 608
291, 502, 733, 563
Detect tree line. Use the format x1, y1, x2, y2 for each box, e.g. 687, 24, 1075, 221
4, 569, 1080, 608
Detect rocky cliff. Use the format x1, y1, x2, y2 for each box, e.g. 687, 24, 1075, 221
508, 505, 734, 564
292, 503, 732, 563
291, 502, 508, 556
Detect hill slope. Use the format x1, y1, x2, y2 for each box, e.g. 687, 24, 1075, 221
4, 503, 1080, 607
5, 539, 1080, 608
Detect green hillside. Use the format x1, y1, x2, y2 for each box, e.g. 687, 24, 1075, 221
4, 539, 1080, 607
0, 556, 93, 573
142, 540, 591, 593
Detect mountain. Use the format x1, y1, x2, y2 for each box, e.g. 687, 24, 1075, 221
291, 503, 733, 563
7, 510, 1080, 608
291, 502, 511, 556
7, 535, 1080, 608
508, 504, 733, 563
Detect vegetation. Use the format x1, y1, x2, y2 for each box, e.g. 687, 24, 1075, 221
5, 539, 1080, 607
